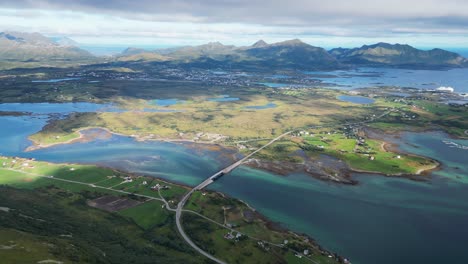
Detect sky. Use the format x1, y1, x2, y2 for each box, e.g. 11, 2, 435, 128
1, 0, 468, 49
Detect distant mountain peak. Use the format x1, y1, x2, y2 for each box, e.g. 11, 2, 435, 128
0, 32, 23, 42
204, 41, 225, 47
0, 31, 94, 65
252, 40, 268, 48
329, 42, 466, 68
122, 47, 148, 55
50, 36, 79, 47
273, 39, 306, 46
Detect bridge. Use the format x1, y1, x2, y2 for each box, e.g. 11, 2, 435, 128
173, 107, 396, 264
174, 131, 292, 264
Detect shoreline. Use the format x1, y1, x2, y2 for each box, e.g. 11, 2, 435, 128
26, 126, 228, 152
27, 126, 443, 183
1, 155, 346, 263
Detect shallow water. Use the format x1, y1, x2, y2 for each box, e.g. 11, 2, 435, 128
1, 104, 467, 264
0, 102, 113, 114
337, 95, 375, 104
207, 95, 240, 102
244, 102, 277, 109
151, 99, 183, 106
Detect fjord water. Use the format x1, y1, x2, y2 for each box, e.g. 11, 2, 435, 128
337, 95, 375, 104
307, 67, 468, 92
1, 104, 468, 264
214, 133, 468, 264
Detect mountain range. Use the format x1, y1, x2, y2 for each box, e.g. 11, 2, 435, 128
119, 39, 340, 70
0, 31, 466, 70
0, 31, 93, 66
120, 39, 467, 70
329, 42, 466, 68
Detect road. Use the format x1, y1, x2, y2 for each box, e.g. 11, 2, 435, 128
4, 168, 166, 202
8, 108, 395, 264
174, 109, 395, 263
175, 131, 293, 264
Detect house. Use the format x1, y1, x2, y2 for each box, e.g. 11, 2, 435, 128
224, 232, 235, 240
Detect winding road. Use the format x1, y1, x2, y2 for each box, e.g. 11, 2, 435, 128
174, 131, 292, 264
173, 108, 396, 263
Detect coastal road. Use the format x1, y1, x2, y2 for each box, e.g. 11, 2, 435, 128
3, 168, 166, 202
174, 109, 396, 263
175, 131, 292, 264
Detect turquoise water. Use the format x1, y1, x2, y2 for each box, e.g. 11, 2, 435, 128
213, 132, 468, 264
1, 105, 468, 264
337, 95, 375, 104
207, 95, 240, 102
151, 99, 183, 106
244, 102, 277, 109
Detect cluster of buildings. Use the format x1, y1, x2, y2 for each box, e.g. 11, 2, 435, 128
150, 183, 170, 191
2, 157, 36, 169
223, 231, 243, 241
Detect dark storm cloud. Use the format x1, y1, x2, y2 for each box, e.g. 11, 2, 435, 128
2, 0, 468, 35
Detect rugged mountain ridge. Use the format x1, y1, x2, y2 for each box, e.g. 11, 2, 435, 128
329, 42, 467, 68
122, 39, 339, 70
120, 40, 466, 70
0, 31, 93, 63
1, 31, 466, 70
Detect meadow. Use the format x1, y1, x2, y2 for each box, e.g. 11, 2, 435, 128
0, 156, 340, 263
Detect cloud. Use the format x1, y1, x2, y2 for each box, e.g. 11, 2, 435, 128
3, 0, 468, 25
1, 0, 468, 46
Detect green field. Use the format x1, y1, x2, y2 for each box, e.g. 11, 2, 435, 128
0, 156, 340, 263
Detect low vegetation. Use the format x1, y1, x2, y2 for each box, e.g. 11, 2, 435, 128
0, 156, 341, 263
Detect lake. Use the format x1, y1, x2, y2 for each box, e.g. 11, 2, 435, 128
337, 95, 375, 104
0, 102, 116, 114
207, 95, 240, 102
151, 99, 183, 106
0, 104, 467, 264
244, 102, 277, 109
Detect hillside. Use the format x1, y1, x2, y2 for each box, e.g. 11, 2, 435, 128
0, 32, 94, 68
119, 39, 340, 70
330, 42, 467, 68
1, 32, 466, 70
